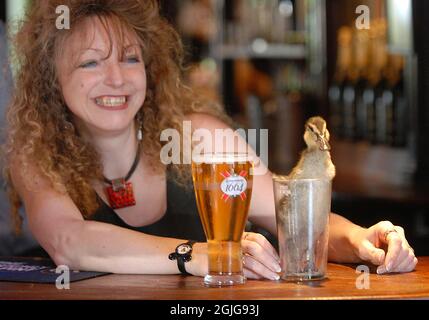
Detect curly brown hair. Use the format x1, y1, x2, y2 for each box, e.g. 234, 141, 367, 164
3, 0, 230, 234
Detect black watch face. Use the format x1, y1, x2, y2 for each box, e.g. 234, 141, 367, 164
177, 244, 192, 255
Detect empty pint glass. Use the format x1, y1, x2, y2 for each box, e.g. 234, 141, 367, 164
273, 176, 331, 281
192, 153, 253, 287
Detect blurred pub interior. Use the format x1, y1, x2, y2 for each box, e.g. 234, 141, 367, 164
157, 0, 429, 254
0, 1, 428, 256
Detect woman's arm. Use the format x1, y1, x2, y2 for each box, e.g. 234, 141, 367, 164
10, 161, 208, 276
54, 219, 210, 275
327, 213, 364, 263
328, 215, 417, 273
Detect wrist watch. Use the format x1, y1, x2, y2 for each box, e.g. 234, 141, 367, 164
168, 240, 196, 275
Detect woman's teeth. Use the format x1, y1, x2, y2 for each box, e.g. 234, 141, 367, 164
95, 96, 127, 107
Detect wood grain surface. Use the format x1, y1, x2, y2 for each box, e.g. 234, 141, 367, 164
1, 257, 428, 300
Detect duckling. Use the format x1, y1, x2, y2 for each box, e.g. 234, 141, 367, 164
275, 117, 335, 274
287, 116, 336, 180
274, 116, 335, 209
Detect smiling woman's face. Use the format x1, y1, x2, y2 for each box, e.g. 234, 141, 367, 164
56, 16, 147, 137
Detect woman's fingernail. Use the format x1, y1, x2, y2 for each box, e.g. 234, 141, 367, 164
272, 274, 280, 281
377, 266, 386, 274
273, 264, 281, 273
386, 262, 393, 272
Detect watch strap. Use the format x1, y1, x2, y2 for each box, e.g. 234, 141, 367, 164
177, 254, 191, 275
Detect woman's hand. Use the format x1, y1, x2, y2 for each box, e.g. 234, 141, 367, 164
241, 232, 281, 280
350, 221, 418, 274
188, 234, 281, 280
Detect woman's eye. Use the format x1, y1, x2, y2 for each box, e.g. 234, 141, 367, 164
79, 60, 98, 69
125, 56, 140, 64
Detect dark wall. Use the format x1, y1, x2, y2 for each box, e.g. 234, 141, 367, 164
413, 0, 429, 185
0, 1, 6, 22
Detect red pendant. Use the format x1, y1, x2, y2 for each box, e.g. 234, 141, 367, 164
105, 178, 136, 209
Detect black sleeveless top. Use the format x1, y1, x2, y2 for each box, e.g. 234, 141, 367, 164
87, 170, 207, 242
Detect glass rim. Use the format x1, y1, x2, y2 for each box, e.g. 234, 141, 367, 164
192, 152, 254, 164
272, 174, 332, 183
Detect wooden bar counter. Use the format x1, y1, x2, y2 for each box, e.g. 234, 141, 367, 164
1, 257, 428, 300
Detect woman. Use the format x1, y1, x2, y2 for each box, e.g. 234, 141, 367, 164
4, 0, 417, 280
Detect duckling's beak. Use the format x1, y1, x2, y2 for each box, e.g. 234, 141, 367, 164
317, 134, 331, 151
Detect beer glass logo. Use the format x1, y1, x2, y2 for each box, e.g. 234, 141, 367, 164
220, 171, 248, 201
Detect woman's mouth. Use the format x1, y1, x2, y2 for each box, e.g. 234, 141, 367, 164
94, 96, 129, 110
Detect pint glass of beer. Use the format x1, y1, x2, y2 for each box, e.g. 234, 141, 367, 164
192, 152, 253, 287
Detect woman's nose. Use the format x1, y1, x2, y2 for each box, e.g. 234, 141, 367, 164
104, 62, 125, 88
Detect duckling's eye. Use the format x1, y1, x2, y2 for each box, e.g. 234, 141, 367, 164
307, 125, 316, 135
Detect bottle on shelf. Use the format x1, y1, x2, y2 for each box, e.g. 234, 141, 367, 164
382, 55, 397, 146
361, 19, 388, 144
272, 0, 294, 43
328, 26, 353, 138
383, 54, 408, 147
393, 57, 408, 148
329, 18, 408, 147
342, 63, 359, 141
372, 19, 390, 145
228, 0, 297, 46
354, 29, 370, 141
